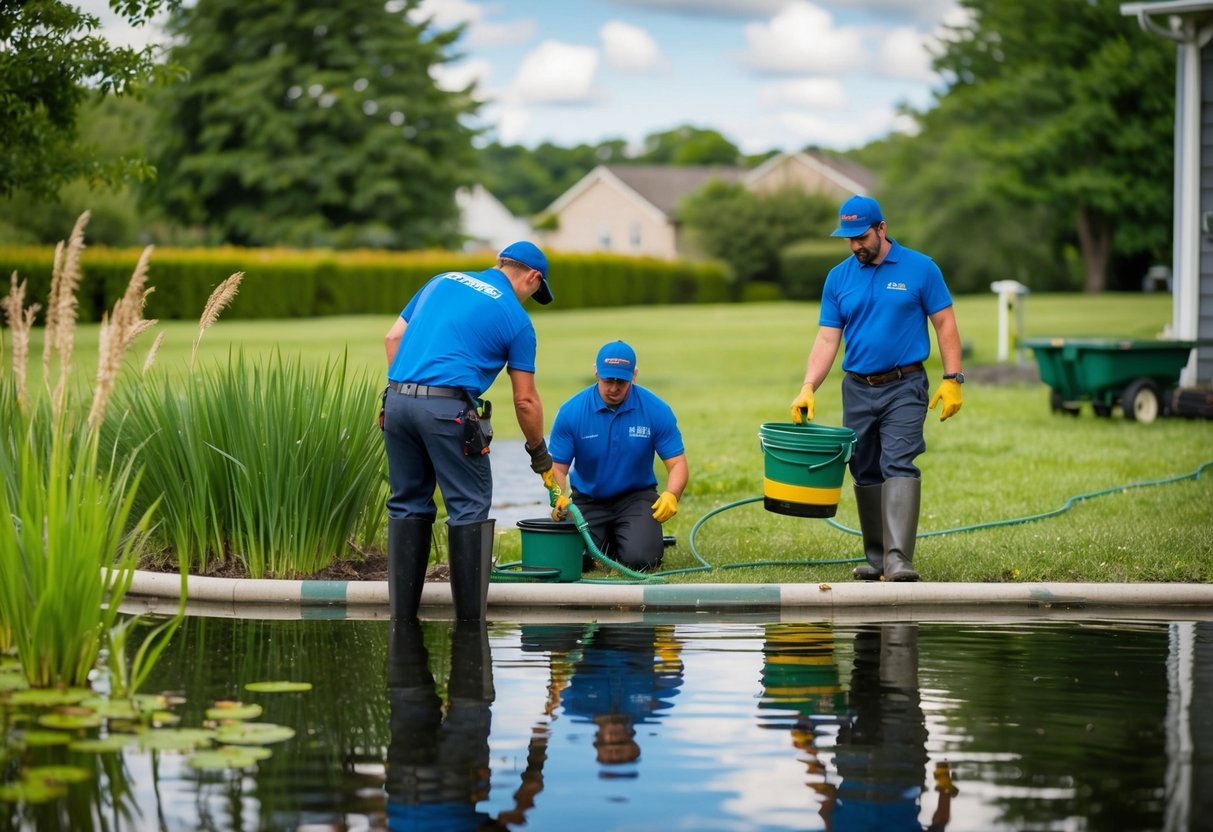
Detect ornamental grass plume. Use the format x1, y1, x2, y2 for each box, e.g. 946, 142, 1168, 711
44, 211, 89, 418
88, 245, 159, 430
191, 272, 244, 370
2, 272, 41, 408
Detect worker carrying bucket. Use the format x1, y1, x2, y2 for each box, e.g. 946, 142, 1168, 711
789, 195, 965, 583
548, 341, 688, 574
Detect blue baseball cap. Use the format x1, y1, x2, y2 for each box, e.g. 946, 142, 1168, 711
499, 241, 553, 304
596, 341, 636, 381
831, 195, 883, 238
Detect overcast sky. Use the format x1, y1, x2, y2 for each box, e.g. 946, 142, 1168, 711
81, 0, 966, 155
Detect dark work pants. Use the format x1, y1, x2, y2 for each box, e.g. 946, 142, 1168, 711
383, 389, 491, 524
574, 489, 664, 570
841, 372, 928, 486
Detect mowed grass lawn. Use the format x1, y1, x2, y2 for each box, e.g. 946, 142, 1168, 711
45, 292, 1213, 583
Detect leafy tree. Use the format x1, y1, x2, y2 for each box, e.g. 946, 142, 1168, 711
680, 181, 835, 290
921, 0, 1174, 292
479, 139, 628, 217
148, 0, 480, 248
0, 94, 156, 246
637, 125, 740, 166
0, 0, 174, 198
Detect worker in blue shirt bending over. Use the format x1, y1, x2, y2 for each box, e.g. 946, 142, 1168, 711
383, 241, 556, 621
549, 341, 688, 572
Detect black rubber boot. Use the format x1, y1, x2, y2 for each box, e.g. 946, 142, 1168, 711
852, 483, 884, 581
387, 518, 433, 620
448, 619, 496, 704
882, 477, 921, 582
447, 519, 495, 621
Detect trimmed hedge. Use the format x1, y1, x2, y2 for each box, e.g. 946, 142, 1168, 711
780, 240, 844, 301
0, 246, 733, 322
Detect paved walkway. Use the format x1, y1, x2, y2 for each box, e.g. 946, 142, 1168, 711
123, 570, 1213, 622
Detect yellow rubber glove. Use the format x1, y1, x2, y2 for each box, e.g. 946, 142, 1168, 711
551, 494, 571, 522
790, 383, 815, 424
651, 491, 679, 522
542, 469, 558, 492
929, 379, 963, 421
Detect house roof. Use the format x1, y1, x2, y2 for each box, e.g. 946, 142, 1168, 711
745, 149, 878, 196
544, 152, 877, 220
545, 164, 745, 220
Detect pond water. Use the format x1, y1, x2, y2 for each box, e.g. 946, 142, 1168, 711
2, 615, 1211, 831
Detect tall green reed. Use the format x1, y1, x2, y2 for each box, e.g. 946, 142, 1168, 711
0, 213, 185, 692
108, 351, 386, 578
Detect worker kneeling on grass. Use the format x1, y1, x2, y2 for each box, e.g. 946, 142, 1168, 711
549, 341, 688, 572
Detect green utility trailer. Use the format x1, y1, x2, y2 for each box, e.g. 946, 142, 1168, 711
1023, 337, 1212, 424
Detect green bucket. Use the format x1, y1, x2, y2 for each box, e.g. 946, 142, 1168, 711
758, 422, 856, 518
517, 518, 584, 581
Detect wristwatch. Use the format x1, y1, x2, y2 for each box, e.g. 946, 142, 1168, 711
942, 372, 965, 384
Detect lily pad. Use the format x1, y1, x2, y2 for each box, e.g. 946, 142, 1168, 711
27, 765, 92, 786
38, 711, 103, 730
205, 702, 263, 721
187, 744, 272, 770
78, 699, 140, 720
151, 711, 181, 727
9, 688, 91, 707
244, 681, 312, 694
137, 727, 217, 752
70, 734, 139, 753
214, 722, 295, 746
19, 730, 73, 747
0, 673, 28, 693
0, 779, 67, 803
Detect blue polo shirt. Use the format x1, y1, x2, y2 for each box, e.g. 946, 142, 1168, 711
387, 268, 536, 396
819, 239, 953, 375
549, 384, 684, 501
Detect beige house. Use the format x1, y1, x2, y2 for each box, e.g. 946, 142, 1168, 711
540, 151, 876, 259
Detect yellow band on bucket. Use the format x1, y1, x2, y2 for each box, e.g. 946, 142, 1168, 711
763, 478, 842, 506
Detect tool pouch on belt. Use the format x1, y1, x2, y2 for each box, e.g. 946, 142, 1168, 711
462, 398, 493, 456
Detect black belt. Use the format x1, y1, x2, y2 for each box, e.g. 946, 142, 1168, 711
849, 362, 925, 386
387, 381, 466, 399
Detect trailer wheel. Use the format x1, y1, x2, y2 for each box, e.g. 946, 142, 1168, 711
1122, 378, 1161, 424
1050, 390, 1081, 416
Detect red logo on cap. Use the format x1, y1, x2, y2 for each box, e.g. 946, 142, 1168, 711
840, 213, 860, 221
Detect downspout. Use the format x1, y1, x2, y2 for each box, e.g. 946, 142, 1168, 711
1133, 11, 1213, 385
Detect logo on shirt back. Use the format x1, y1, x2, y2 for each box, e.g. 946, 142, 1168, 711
442, 272, 502, 298
886, 281, 907, 291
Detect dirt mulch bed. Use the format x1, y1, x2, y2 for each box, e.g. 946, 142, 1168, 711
138, 552, 451, 582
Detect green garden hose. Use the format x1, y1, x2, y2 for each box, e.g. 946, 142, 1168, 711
494, 460, 1211, 582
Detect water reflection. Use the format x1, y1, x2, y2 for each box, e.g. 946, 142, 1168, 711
4, 617, 1211, 830
826, 624, 950, 831
386, 621, 499, 831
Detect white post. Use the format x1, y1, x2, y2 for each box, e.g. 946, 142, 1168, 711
990, 280, 1030, 364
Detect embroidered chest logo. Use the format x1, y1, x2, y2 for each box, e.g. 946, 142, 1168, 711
885, 281, 907, 291
628, 425, 651, 438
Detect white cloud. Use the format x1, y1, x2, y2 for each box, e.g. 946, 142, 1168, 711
740, 1, 866, 75
409, 0, 483, 30
430, 57, 493, 96
508, 40, 601, 105
758, 77, 848, 110
879, 25, 935, 83
825, 0, 961, 27
779, 106, 899, 148
410, 0, 537, 48
600, 20, 664, 72
607, 0, 790, 17
495, 106, 531, 144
